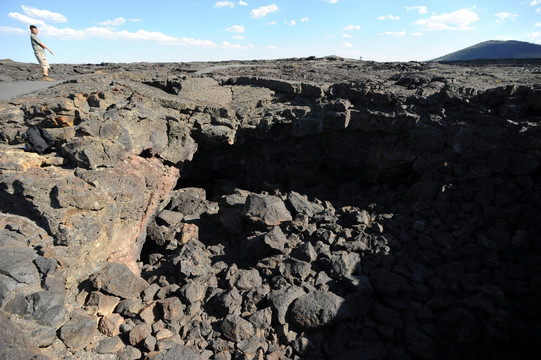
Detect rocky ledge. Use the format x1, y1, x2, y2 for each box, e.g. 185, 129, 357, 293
1, 57, 540, 360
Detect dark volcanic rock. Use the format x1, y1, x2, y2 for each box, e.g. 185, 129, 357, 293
58, 310, 97, 350
243, 193, 293, 226
90, 262, 149, 299
1, 58, 541, 360
289, 290, 346, 330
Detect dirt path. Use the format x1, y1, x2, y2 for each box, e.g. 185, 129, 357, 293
0, 80, 64, 101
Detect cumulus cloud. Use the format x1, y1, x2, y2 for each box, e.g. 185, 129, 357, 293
268, 21, 276, 25
324, 0, 339, 3
528, 31, 541, 43
536, 22, 541, 27
288, 20, 296, 26
414, 9, 479, 31
342, 42, 353, 48
99, 17, 126, 27
215, 1, 235, 8
176, 37, 217, 48
8, 12, 46, 26
495, 12, 518, 22
301, 17, 309, 22
378, 15, 400, 20
380, 30, 406, 37
21, 5, 67, 23
250, 4, 279, 18
239, 1, 248, 5
7, 6, 217, 49
0, 26, 26, 35
342, 25, 361, 31
221, 41, 248, 49
342, 33, 352, 38
225, 25, 245, 33
406, 6, 428, 14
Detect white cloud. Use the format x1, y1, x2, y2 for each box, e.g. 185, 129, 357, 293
495, 12, 518, 22
8, 12, 46, 26
412, 32, 423, 36
323, 0, 339, 3
536, 22, 541, 27
380, 30, 406, 37
532, 1, 541, 14
268, 21, 276, 26
288, 20, 296, 26
342, 25, 361, 31
301, 17, 309, 22
99, 17, 126, 27
225, 25, 245, 33
232, 35, 245, 39
21, 5, 67, 23
239, 0, 248, 5
215, 1, 235, 8
250, 4, 279, 18
179, 37, 218, 48
7, 5, 222, 50
414, 9, 479, 31
0, 26, 26, 35
378, 15, 400, 20
528, 31, 541, 44
342, 42, 353, 48
8, 10, 218, 49
342, 33, 352, 38
406, 6, 427, 14
221, 41, 248, 49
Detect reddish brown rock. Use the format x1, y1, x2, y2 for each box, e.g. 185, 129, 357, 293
85, 291, 120, 317
128, 323, 152, 346
98, 313, 124, 337
160, 297, 185, 323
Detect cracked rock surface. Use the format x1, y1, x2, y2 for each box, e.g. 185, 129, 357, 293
1, 57, 540, 359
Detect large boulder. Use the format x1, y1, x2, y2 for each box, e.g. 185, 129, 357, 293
90, 262, 148, 299
289, 290, 346, 331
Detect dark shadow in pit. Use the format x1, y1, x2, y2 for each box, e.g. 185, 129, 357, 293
141, 129, 541, 359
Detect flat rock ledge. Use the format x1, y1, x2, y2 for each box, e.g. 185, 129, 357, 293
0, 58, 540, 360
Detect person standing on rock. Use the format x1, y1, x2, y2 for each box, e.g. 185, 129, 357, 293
29, 25, 54, 81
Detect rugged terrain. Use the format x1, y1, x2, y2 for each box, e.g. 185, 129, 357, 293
0, 57, 540, 360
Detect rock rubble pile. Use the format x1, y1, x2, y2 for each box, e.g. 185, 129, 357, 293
0, 58, 540, 359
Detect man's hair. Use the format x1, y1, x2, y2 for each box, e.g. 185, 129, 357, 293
29, 25, 37, 30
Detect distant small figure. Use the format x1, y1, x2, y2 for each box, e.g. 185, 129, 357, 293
29, 25, 55, 81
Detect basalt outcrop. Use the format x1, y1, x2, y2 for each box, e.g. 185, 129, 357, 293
0, 58, 540, 360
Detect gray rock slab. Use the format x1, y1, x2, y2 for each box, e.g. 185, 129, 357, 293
0, 310, 48, 360
0, 247, 40, 285
90, 262, 148, 299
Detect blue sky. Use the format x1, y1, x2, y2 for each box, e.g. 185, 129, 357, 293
1, 0, 540, 63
